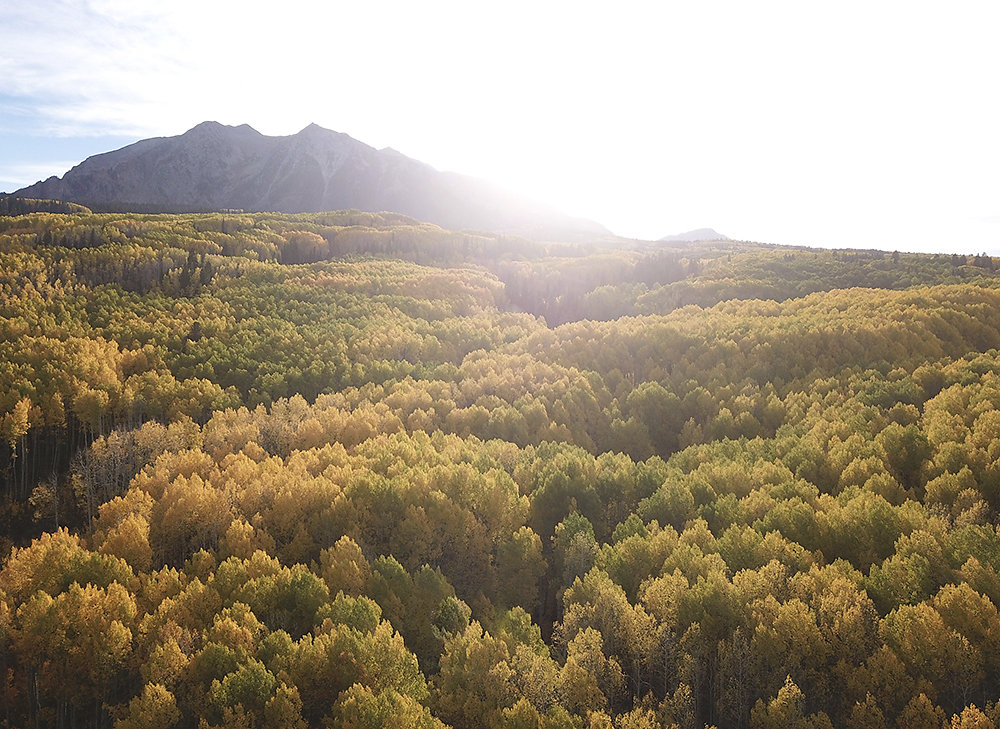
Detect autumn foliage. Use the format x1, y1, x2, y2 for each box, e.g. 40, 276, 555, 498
2, 208, 1000, 727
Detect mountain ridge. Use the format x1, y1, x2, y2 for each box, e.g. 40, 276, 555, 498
15, 122, 608, 240
658, 227, 729, 242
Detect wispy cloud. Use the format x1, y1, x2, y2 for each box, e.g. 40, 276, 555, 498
0, 161, 77, 190
1, 1, 201, 136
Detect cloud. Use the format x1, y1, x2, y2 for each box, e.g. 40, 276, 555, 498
1, 2, 202, 136
0, 161, 77, 190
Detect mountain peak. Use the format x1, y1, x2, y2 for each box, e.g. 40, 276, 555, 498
295, 123, 352, 144
185, 120, 224, 134
659, 227, 729, 243
184, 121, 261, 136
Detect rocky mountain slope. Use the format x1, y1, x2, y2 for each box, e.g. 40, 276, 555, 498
15, 121, 607, 239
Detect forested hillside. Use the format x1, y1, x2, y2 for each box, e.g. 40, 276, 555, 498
3, 208, 1000, 728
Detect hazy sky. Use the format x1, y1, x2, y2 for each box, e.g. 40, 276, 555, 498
2, 1, 998, 253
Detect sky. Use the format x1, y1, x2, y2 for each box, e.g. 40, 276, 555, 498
1, 1, 999, 254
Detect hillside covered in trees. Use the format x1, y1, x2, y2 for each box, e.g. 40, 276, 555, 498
3, 207, 1000, 728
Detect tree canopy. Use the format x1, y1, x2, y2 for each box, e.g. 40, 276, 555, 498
3, 206, 1000, 727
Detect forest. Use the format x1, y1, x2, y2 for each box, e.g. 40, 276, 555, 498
3, 202, 1000, 728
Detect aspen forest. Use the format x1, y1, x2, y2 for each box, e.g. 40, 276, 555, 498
6, 202, 1000, 729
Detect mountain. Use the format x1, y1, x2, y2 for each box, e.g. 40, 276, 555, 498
14, 121, 607, 240
658, 227, 729, 242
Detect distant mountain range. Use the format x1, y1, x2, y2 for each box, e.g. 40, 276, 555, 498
14, 122, 608, 240
658, 228, 729, 242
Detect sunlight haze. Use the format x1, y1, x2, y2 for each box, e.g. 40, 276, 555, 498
1, 1, 998, 253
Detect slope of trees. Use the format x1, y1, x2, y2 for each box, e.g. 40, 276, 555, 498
3, 207, 1000, 727
0, 196, 92, 216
